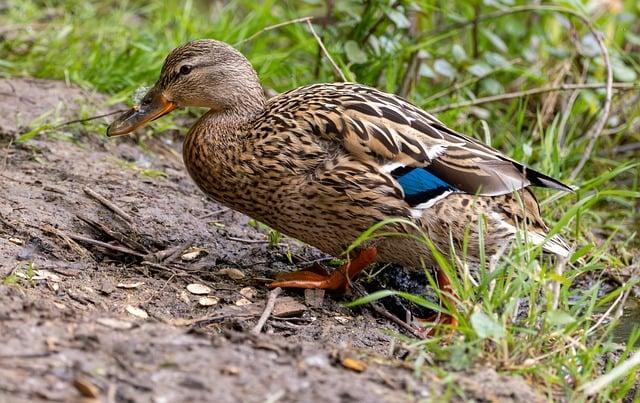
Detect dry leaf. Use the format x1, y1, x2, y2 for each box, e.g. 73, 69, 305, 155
234, 297, 252, 306
72, 377, 99, 398
198, 296, 219, 306
187, 283, 211, 295
126, 305, 149, 319
181, 247, 207, 262
217, 268, 245, 280
239, 286, 257, 300
341, 357, 366, 372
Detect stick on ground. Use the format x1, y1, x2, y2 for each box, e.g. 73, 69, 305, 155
252, 287, 282, 335
83, 186, 133, 224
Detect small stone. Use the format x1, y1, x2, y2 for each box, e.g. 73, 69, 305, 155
239, 286, 257, 300
8, 237, 24, 245
126, 305, 149, 319
234, 297, 252, 306
198, 296, 219, 306
187, 283, 211, 295
217, 268, 245, 280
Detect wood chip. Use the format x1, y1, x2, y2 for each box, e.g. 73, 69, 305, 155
198, 296, 219, 306
272, 297, 307, 317
72, 377, 99, 398
187, 283, 211, 295
125, 305, 149, 319
341, 357, 367, 372
96, 318, 134, 330
239, 286, 257, 300
116, 282, 144, 289
217, 268, 245, 280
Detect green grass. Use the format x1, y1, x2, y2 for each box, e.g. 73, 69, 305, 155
1, 0, 639, 400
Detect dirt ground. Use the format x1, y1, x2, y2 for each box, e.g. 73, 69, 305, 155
0, 78, 546, 403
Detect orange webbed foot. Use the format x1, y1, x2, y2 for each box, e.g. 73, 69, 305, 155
268, 247, 377, 292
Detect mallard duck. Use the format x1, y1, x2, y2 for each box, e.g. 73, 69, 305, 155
107, 39, 570, 325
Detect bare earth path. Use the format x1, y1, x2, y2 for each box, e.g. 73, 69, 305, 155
0, 78, 543, 403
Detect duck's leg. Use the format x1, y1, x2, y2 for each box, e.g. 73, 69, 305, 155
268, 247, 377, 292
417, 269, 459, 336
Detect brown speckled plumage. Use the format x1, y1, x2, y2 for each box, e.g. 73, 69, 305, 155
108, 39, 571, 281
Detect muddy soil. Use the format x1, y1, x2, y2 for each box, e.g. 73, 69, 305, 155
0, 78, 545, 403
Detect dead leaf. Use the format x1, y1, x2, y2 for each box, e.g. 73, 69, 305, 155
341, 357, 367, 372
181, 247, 207, 262
239, 286, 257, 300
126, 305, 149, 319
198, 296, 219, 306
217, 268, 245, 280
73, 377, 99, 398
187, 283, 211, 295
234, 297, 252, 306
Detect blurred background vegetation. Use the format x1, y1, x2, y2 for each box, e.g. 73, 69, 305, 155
1, 0, 639, 399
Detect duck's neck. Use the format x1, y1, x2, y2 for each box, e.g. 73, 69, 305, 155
183, 99, 266, 204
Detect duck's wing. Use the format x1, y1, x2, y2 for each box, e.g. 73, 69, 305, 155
308, 84, 571, 198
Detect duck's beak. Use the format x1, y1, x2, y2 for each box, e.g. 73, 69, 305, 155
107, 87, 176, 137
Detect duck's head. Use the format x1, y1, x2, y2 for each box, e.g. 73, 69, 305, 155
107, 39, 264, 137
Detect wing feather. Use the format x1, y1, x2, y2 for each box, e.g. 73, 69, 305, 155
304, 83, 571, 196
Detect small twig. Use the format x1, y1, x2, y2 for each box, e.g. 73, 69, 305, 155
429, 82, 636, 113
353, 285, 424, 339
586, 286, 627, 336
423, 59, 520, 104
368, 301, 425, 339
235, 16, 314, 46
83, 186, 133, 224
64, 232, 146, 258
306, 19, 347, 82
227, 236, 269, 244
54, 109, 128, 129
251, 287, 282, 335
197, 208, 228, 220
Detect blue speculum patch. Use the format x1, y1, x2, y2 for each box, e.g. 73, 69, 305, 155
391, 166, 456, 206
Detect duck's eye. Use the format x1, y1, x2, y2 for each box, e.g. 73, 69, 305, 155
179, 65, 193, 75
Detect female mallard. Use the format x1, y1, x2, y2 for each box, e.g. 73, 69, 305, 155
108, 39, 570, 318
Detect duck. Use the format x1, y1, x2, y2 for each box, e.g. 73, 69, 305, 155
107, 39, 571, 329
